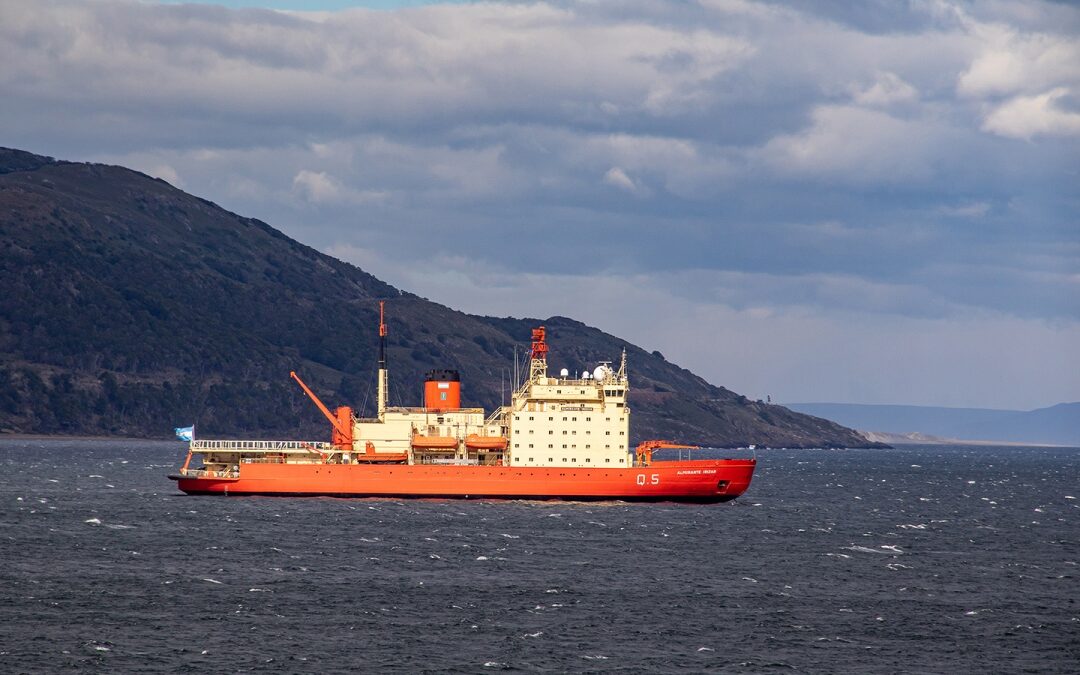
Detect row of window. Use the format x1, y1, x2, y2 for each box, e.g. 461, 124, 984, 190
515, 415, 620, 422
518, 429, 625, 436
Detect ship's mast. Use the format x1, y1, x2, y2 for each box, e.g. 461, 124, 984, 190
377, 301, 388, 419
529, 326, 548, 383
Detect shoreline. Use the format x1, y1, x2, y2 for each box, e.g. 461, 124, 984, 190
0, 432, 173, 442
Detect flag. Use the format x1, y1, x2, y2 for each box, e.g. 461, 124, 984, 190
175, 425, 194, 442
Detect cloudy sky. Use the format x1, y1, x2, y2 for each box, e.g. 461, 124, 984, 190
2, 0, 1077, 409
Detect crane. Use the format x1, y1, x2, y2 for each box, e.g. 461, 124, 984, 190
635, 439, 699, 466
290, 370, 354, 451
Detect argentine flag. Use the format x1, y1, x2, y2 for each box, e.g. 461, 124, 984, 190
175, 426, 194, 442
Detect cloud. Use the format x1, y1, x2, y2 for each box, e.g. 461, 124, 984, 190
982, 87, 1080, 139
2, 0, 1078, 407
603, 167, 638, 193
852, 72, 918, 107
292, 169, 341, 203
757, 105, 952, 183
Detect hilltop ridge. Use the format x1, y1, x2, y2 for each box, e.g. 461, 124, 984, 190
0, 147, 880, 448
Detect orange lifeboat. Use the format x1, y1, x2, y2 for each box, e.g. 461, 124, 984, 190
411, 435, 459, 449
464, 435, 508, 450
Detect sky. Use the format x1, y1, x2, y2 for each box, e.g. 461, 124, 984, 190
1, 0, 1077, 409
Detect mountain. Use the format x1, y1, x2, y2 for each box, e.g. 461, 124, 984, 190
786, 402, 1080, 447
0, 147, 880, 448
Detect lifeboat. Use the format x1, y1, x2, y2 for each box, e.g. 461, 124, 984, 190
464, 434, 508, 450
411, 435, 458, 449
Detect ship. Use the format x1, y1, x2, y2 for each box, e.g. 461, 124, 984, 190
169, 304, 756, 502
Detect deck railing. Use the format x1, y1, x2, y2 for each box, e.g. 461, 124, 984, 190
191, 439, 333, 452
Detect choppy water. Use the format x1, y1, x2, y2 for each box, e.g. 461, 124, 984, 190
0, 439, 1076, 672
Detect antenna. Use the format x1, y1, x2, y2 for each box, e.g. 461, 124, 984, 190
377, 301, 389, 419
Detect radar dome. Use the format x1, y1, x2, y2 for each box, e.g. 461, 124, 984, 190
559, 368, 569, 377
593, 365, 610, 381
582, 371, 591, 379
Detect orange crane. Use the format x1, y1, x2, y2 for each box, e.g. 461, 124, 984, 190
635, 439, 698, 466
290, 371, 354, 451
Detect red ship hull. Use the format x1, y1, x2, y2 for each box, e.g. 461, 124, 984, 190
170, 458, 756, 503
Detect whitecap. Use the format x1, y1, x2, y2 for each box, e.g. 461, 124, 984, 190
583, 655, 608, 660
249, 588, 271, 592
93, 645, 110, 652
84, 518, 101, 525
697, 647, 714, 652
476, 556, 489, 561
202, 578, 223, 584
742, 577, 758, 583
843, 545, 890, 555
88, 475, 104, 479
523, 632, 543, 638
965, 610, 978, 616
880, 545, 904, 553
105, 524, 134, 530
499, 533, 520, 539
47, 479, 59, 483
482, 662, 505, 668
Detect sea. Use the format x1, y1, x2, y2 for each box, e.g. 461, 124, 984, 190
0, 439, 1076, 673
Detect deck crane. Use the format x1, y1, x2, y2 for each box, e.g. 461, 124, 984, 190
635, 440, 699, 466
290, 371, 354, 452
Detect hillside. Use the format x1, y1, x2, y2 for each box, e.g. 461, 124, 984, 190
786, 402, 1080, 447
0, 147, 879, 448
